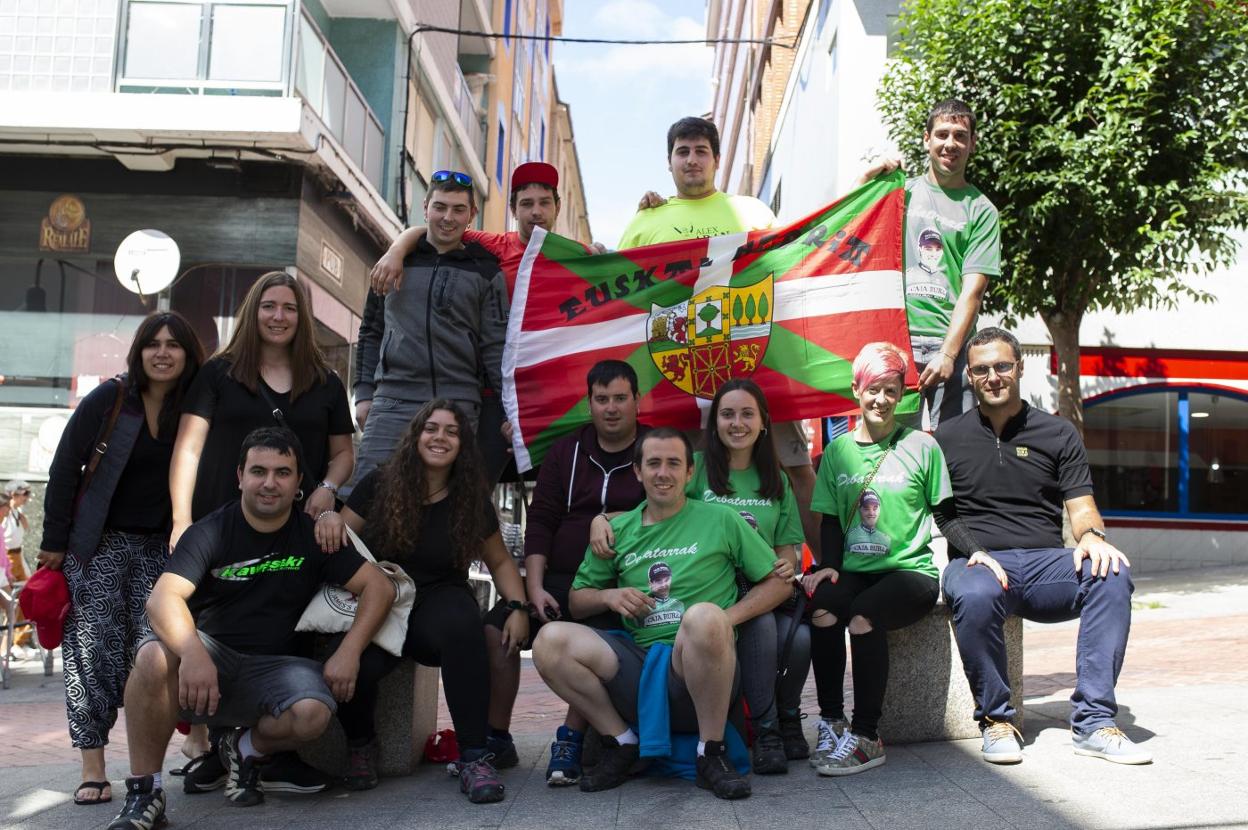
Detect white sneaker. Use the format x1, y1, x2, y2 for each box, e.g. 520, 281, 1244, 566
808, 718, 849, 768
981, 720, 1024, 764
1072, 727, 1152, 765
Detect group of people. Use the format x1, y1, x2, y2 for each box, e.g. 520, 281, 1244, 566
23, 98, 1148, 830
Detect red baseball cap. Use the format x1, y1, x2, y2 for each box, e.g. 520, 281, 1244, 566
18, 566, 70, 649
511, 161, 558, 192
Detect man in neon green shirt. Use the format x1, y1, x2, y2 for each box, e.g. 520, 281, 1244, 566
530, 428, 791, 799
620, 117, 818, 552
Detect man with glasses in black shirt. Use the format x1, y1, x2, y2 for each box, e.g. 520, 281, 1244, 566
935, 328, 1150, 767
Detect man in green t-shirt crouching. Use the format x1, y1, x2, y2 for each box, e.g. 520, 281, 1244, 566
531, 428, 792, 800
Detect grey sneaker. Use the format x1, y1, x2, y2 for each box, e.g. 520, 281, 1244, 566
981, 720, 1024, 764
814, 732, 886, 777
1072, 727, 1152, 765
808, 718, 849, 768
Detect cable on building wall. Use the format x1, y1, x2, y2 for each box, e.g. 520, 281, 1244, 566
414, 23, 797, 49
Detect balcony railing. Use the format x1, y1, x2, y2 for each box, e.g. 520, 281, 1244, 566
112, 1, 385, 191
451, 66, 485, 164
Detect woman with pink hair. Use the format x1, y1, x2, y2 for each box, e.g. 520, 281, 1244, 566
801, 341, 985, 777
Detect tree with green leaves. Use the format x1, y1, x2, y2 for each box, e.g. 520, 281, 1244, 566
878, 0, 1248, 428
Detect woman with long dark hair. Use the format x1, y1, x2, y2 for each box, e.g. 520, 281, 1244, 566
315, 400, 529, 803
692, 379, 807, 773
36, 311, 204, 807
168, 271, 354, 788
803, 342, 984, 776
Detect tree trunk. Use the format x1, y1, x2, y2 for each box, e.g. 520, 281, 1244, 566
1041, 307, 1085, 436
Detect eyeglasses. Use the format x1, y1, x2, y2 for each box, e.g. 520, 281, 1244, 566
431, 170, 473, 189
968, 361, 1018, 378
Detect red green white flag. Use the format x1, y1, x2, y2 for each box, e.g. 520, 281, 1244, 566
503, 171, 916, 471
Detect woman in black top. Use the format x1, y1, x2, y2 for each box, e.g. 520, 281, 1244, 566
36, 312, 204, 807
169, 271, 354, 545
315, 400, 528, 803
168, 272, 354, 771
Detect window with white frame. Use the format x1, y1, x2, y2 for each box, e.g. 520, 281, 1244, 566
0, 0, 118, 93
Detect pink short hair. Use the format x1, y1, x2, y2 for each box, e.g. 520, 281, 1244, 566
852, 342, 909, 391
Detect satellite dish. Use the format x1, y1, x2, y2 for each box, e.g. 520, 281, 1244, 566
114, 229, 180, 295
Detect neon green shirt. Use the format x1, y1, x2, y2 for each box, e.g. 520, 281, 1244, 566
686, 452, 803, 549
810, 428, 951, 578
572, 498, 777, 647
618, 191, 777, 248
903, 176, 1001, 342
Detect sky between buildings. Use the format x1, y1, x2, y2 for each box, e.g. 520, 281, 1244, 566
553, 0, 713, 248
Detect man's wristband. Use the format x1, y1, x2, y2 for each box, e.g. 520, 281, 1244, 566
502, 599, 532, 614
1080, 527, 1107, 543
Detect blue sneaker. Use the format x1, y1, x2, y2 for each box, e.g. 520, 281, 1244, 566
545, 726, 584, 786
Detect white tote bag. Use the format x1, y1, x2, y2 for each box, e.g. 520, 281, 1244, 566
296, 526, 415, 656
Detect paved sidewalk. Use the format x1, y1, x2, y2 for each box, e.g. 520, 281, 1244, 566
3, 565, 1247, 829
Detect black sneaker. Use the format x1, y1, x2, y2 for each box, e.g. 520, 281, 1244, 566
221, 728, 265, 807
485, 734, 520, 769
696, 741, 752, 799
259, 751, 331, 794
578, 736, 640, 792
107, 775, 166, 830
751, 726, 788, 774
180, 748, 227, 794
344, 741, 379, 791
778, 713, 810, 760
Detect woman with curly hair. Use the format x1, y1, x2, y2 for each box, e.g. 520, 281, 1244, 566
315, 400, 528, 803
37, 311, 204, 806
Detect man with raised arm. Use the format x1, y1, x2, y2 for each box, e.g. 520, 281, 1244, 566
531, 427, 792, 800
106, 428, 393, 830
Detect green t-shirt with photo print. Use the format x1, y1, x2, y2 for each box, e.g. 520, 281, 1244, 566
572, 498, 777, 647
903, 176, 1001, 342
810, 427, 951, 578
686, 452, 804, 549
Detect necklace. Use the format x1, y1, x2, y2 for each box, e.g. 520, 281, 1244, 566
424, 484, 449, 502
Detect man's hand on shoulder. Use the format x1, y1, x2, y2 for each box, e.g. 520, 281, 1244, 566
602, 587, 655, 621
637, 191, 666, 211
1073, 532, 1130, 579
369, 247, 406, 295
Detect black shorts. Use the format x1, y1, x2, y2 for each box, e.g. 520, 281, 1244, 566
139, 631, 336, 727
597, 630, 741, 734
483, 571, 619, 646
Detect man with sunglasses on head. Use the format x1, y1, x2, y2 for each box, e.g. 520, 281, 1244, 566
935, 327, 1149, 767
348, 170, 509, 494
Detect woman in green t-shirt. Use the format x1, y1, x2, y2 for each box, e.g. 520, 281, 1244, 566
803, 342, 984, 777
691, 378, 808, 774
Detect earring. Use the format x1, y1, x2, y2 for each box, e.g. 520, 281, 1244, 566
295, 489, 305, 501
760, 427, 769, 436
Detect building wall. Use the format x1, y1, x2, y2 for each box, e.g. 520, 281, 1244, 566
550, 95, 591, 243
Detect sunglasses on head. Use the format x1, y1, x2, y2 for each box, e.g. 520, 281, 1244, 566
431, 170, 473, 188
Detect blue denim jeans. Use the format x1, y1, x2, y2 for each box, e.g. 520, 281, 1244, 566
942, 548, 1134, 736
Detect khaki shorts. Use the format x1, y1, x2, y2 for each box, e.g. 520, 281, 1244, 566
771, 420, 811, 468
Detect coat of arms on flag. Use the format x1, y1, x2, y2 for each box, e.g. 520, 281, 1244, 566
502, 171, 917, 472
647, 273, 773, 398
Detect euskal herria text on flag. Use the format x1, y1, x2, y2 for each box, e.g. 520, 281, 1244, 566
502, 171, 916, 472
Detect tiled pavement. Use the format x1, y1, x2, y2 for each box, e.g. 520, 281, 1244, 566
3, 565, 1248, 828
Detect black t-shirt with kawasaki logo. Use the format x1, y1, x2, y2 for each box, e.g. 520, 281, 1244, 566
167, 502, 367, 655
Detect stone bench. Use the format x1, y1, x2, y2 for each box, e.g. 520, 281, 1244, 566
298, 639, 441, 777
880, 604, 1023, 744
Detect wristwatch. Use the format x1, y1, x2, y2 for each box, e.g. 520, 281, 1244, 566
503, 599, 531, 613
1081, 527, 1107, 543
317, 480, 339, 495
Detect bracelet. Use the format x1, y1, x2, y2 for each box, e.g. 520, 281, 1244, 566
317, 480, 339, 495
940, 350, 957, 361
503, 599, 531, 613
315, 510, 336, 522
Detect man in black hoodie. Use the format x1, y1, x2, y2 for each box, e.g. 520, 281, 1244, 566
480, 360, 647, 784
347, 172, 508, 495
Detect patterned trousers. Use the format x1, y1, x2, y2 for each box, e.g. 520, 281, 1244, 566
61, 530, 168, 749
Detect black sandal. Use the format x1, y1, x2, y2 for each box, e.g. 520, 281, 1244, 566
74, 780, 112, 805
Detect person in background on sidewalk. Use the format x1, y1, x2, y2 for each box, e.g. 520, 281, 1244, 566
106, 428, 392, 830
168, 271, 355, 794
313, 401, 528, 803
350, 171, 509, 491
853, 98, 1001, 429
533, 428, 792, 800
3, 479, 34, 649
623, 116, 820, 560
936, 327, 1150, 765
479, 360, 647, 785
35, 312, 205, 809
803, 342, 985, 776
